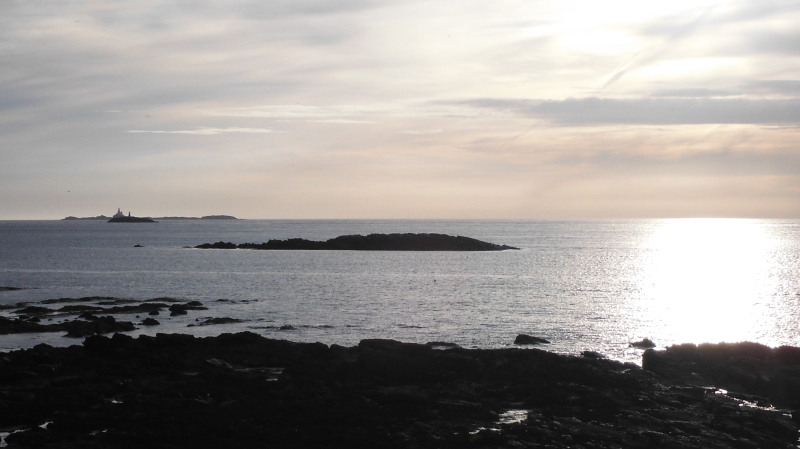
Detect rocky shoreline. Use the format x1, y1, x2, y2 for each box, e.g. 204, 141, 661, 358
1, 333, 798, 448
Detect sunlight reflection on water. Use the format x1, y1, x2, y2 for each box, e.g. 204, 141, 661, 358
633, 219, 784, 346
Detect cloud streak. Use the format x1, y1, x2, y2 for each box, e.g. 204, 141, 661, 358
128, 127, 274, 135
454, 98, 800, 125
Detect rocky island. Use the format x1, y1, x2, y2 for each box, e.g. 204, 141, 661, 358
195, 233, 519, 251
104, 209, 156, 223
63, 210, 236, 221
0, 333, 798, 448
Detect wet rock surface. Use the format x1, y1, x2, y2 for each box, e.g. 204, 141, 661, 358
0, 298, 209, 337
0, 333, 796, 448
195, 233, 519, 251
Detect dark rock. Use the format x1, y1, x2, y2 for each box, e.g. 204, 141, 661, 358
195, 241, 238, 249
12, 306, 53, 315
279, 325, 294, 330
644, 341, 800, 410
514, 334, 550, 345
198, 317, 243, 326
426, 341, 460, 348
149, 310, 159, 316
630, 338, 657, 348
581, 350, 605, 359
107, 216, 156, 223
169, 302, 207, 316
141, 318, 160, 326
0, 286, 22, 291
0, 316, 65, 334
196, 233, 519, 251
57, 305, 105, 313
133, 244, 143, 247
0, 334, 796, 448
63, 316, 135, 338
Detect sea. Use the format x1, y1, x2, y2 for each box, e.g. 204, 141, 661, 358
1, 218, 799, 363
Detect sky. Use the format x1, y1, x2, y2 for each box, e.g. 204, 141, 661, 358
1, 0, 799, 219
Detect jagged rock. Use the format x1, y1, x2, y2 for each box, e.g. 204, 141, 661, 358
514, 334, 550, 345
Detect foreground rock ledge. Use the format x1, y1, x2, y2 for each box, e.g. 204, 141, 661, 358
196, 233, 520, 251
1, 334, 796, 448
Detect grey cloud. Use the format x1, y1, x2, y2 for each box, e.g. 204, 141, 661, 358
238, 0, 395, 17
454, 97, 800, 125
747, 31, 800, 55
651, 88, 738, 98
652, 81, 800, 98
744, 80, 800, 96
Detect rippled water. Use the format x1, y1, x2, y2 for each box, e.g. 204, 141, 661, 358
1, 219, 798, 362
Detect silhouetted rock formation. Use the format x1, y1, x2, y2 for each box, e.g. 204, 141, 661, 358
196, 233, 519, 251
197, 317, 243, 326
0, 334, 795, 448
62, 215, 109, 220
514, 334, 551, 344
107, 215, 156, 223
630, 338, 656, 348
643, 341, 800, 410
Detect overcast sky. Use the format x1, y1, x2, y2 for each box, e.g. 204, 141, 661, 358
2, 0, 799, 219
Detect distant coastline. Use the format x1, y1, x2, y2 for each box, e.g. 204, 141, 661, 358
64, 214, 238, 221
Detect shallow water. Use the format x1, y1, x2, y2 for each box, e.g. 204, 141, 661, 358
1, 219, 798, 363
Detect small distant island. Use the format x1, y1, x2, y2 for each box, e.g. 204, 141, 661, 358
156, 215, 238, 220
107, 209, 157, 223
64, 210, 237, 221
196, 233, 519, 251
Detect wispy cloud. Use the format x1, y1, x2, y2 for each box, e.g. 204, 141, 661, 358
128, 127, 274, 135
402, 129, 442, 134
311, 119, 375, 124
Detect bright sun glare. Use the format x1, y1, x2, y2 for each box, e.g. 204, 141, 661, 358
635, 219, 780, 345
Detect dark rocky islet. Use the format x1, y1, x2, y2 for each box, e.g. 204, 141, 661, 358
107, 216, 157, 223
0, 334, 797, 448
195, 233, 519, 251
514, 334, 551, 345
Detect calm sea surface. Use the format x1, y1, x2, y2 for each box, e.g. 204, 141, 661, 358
1, 219, 798, 362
